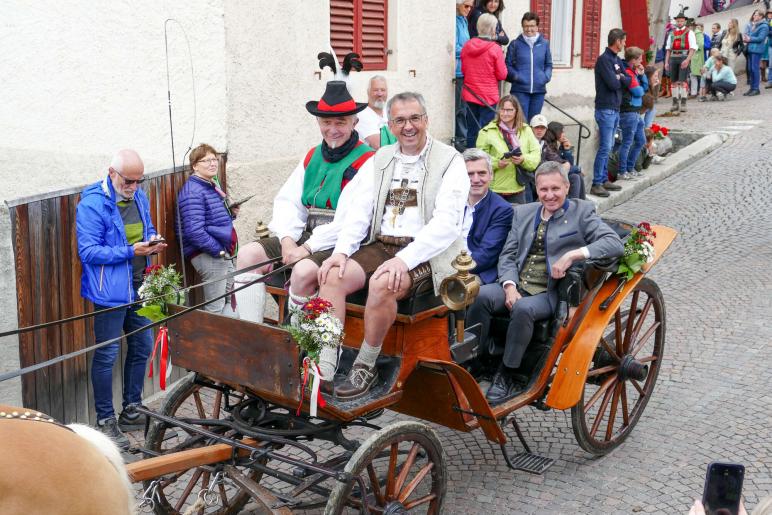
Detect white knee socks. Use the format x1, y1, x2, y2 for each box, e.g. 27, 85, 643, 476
288, 287, 317, 327
353, 341, 382, 369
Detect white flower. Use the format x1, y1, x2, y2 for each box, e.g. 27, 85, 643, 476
641, 242, 656, 263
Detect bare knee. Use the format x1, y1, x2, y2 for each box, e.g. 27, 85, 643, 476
237, 242, 272, 273
367, 274, 409, 304
289, 259, 320, 294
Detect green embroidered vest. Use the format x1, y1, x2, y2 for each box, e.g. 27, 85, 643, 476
519, 219, 549, 295
301, 143, 372, 209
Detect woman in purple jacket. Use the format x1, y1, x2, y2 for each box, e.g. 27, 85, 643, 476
177, 143, 239, 317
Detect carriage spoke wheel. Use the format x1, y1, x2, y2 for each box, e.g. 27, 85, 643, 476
325, 421, 446, 514
571, 278, 666, 455
143, 373, 261, 514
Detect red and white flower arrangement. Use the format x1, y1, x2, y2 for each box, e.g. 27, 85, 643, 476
617, 222, 657, 280
649, 123, 669, 140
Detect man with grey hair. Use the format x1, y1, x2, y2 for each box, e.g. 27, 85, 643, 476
76, 149, 167, 447
357, 75, 394, 149
462, 148, 513, 285
466, 161, 624, 404
316, 91, 470, 398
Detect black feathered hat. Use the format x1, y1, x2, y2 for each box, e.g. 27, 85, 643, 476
305, 81, 367, 118
674, 6, 688, 19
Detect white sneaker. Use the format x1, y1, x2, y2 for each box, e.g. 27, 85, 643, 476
618, 173, 637, 181
632, 171, 643, 177
652, 155, 666, 165
716, 92, 725, 101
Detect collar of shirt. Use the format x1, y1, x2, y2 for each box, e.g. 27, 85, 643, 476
395, 135, 432, 165
467, 190, 489, 209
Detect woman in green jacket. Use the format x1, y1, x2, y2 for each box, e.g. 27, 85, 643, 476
475, 94, 541, 204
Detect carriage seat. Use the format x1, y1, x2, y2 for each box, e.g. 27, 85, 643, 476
263, 267, 444, 322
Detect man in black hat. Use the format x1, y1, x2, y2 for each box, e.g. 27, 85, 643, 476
664, 8, 697, 115
238, 81, 374, 380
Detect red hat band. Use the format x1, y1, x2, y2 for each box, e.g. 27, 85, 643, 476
317, 98, 357, 113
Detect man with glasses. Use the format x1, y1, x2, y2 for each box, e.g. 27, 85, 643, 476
76, 149, 167, 448
315, 92, 470, 399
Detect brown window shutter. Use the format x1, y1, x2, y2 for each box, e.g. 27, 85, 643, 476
330, 0, 388, 71
581, 0, 603, 68
330, 0, 356, 57
360, 0, 388, 70
530, 0, 552, 42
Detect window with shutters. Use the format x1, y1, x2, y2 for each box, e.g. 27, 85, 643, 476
531, 0, 574, 67
581, 0, 603, 68
330, 0, 388, 71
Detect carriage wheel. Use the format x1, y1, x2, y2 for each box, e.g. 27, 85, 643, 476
571, 278, 666, 456
325, 421, 446, 514
144, 373, 261, 514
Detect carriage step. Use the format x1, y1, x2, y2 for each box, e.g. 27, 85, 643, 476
508, 452, 554, 475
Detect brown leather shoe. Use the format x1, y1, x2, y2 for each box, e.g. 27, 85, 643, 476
590, 185, 610, 197
335, 363, 379, 400
602, 181, 622, 191
304, 377, 334, 396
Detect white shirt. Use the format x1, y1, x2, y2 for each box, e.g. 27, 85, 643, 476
333, 136, 470, 270
666, 28, 698, 51
357, 106, 388, 139
268, 153, 374, 253
462, 191, 489, 242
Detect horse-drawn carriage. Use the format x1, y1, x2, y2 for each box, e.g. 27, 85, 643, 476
122, 220, 677, 514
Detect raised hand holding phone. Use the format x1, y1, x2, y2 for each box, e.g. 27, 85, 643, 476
701, 462, 745, 515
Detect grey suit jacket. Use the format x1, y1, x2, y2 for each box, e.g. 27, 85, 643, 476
497, 199, 624, 290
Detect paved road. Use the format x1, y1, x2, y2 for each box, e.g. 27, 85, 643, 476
132, 92, 772, 514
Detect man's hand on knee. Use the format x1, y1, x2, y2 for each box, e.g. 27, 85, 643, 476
281, 237, 309, 265
373, 257, 409, 292
318, 253, 348, 285
504, 283, 521, 311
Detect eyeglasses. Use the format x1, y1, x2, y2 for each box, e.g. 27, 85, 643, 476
197, 158, 219, 166
500, 108, 516, 113
111, 167, 146, 185
390, 113, 426, 128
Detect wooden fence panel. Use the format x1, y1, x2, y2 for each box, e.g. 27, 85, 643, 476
9, 159, 226, 424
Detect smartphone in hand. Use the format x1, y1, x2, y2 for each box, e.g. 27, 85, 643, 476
148, 237, 166, 246
702, 462, 744, 515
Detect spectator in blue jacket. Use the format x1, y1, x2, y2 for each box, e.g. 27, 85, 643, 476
468, 0, 509, 45
177, 143, 239, 318
455, 0, 474, 151
76, 149, 167, 448
505, 11, 553, 122
618, 46, 648, 181
742, 9, 770, 95
590, 28, 630, 198
462, 148, 513, 285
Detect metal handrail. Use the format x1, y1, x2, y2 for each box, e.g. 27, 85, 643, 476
543, 98, 592, 164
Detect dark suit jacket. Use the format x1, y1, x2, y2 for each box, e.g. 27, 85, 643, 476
497, 199, 624, 290
467, 191, 512, 284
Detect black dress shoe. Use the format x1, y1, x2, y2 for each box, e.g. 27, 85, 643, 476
486, 370, 515, 404
747, 89, 760, 96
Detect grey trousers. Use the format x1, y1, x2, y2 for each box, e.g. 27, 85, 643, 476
191, 253, 238, 318
466, 283, 556, 368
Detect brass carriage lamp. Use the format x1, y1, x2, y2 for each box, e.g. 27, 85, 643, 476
440, 250, 481, 343
254, 221, 270, 240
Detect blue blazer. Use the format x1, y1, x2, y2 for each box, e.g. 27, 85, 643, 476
467, 191, 513, 284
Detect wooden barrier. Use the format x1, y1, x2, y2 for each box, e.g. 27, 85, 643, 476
7, 156, 227, 423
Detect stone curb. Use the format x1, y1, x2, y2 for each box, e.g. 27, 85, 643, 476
590, 132, 729, 213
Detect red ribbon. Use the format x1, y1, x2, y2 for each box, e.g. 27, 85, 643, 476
148, 326, 170, 390
295, 358, 327, 417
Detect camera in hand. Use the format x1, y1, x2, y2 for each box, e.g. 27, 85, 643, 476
702, 462, 744, 515
502, 147, 522, 159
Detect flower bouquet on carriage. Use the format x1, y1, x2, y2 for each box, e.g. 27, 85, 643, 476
285, 298, 344, 417
137, 264, 184, 389
616, 222, 657, 280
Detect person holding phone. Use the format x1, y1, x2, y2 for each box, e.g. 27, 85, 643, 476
475, 94, 540, 204
76, 149, 167, 448
177, 143, 239, 318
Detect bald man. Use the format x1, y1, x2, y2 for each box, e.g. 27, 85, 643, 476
76, 149, 167, 448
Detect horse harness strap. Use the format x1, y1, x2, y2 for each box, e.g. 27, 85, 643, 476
0, 407, 72, 432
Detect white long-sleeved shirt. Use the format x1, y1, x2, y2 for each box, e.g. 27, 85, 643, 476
268, 153, 374, 252
333, 137, 470, 270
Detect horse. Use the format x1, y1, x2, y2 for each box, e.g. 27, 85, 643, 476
0, 405, 134, 515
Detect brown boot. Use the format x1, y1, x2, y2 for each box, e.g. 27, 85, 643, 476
603, 181, 622, 191
590, 184, 610, 197
335, 363, 379, 400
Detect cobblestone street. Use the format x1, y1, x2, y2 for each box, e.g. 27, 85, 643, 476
131, 91, 772, 514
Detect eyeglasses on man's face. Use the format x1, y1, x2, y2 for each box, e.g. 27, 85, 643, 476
111, 167, 146, 185
390, 113, 427, 128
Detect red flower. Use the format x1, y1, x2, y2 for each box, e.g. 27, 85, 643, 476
661, 127, 669, 136
650, 123, 661, 132
144, 264, 163, 276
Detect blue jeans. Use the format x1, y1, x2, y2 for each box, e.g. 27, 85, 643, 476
466, 102, 496, 149
512, 91, 546, 123
748, 52, 761, 91
92, 287, 153, 421
643, 107, 656, 129
618, 112, 646, 174
454, 78, 468, 151
592, 109, 619, 186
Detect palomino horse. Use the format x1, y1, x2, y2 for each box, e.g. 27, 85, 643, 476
0, 405, 134, 515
